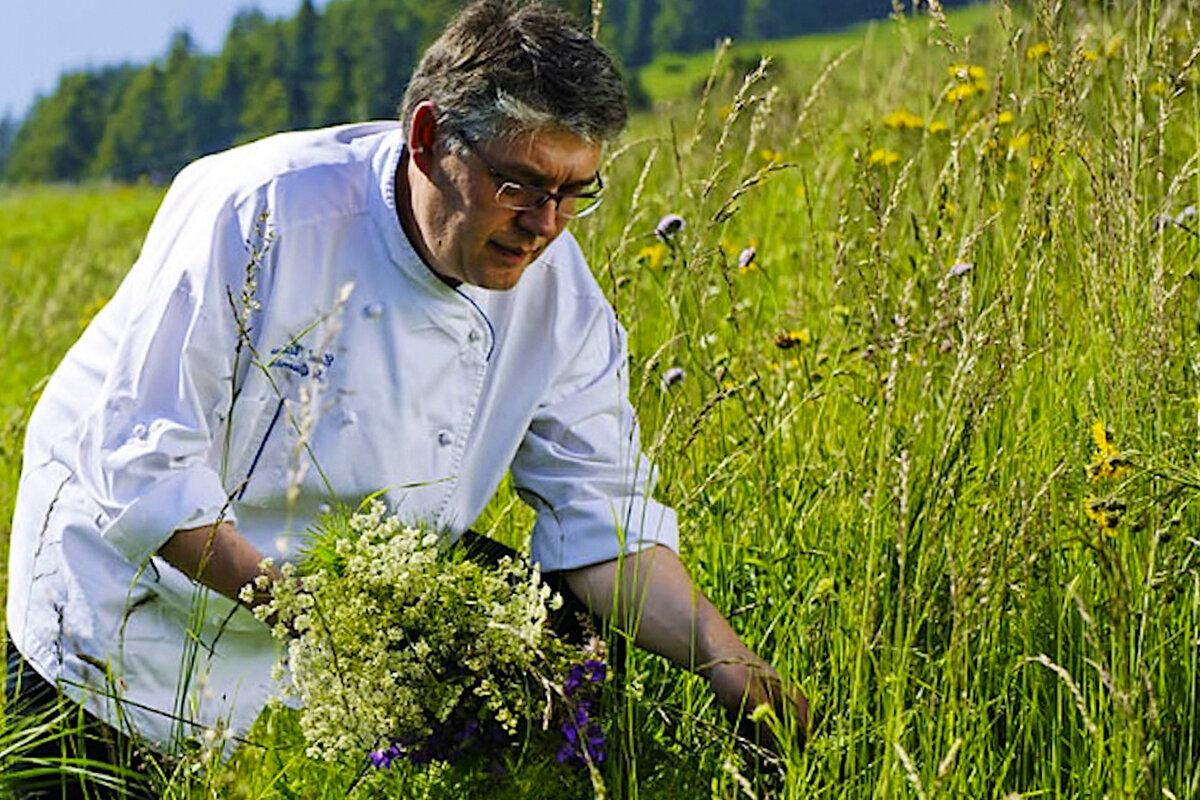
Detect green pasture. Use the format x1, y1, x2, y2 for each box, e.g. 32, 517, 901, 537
2, 0, 1199, 796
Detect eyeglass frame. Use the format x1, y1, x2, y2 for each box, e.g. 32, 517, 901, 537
451, 130, 605, 220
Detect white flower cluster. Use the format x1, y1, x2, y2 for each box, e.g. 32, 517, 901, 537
244, 502, 572, 764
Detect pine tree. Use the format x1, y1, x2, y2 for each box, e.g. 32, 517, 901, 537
313, 2, 358, 126
286, 0, 320, 128
4, 69, 130, 182
0, 113, 16, 178
161, 31, 212, 167
93, 63, 172, 180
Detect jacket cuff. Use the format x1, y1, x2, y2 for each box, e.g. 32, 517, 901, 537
529, 497, 679, 572
103, 466, 235, 566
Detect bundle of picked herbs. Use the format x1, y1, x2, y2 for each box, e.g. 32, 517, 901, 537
242, 501, 608, 782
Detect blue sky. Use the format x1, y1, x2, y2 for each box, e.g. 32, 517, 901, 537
0, 0, 327, 119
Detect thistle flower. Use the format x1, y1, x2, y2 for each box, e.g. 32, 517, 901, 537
655, 213, 685, 240
660, 366, 686, 390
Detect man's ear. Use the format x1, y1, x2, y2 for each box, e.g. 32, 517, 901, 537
407, 101, 439, 176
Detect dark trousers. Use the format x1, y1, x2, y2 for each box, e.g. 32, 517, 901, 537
3, 638, 159, 799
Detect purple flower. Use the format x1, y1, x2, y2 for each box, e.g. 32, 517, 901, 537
584, 659, 606, 683
1177, 205, 1197, 225
564, 664, 586, 697
655, 213, 685, 240
737, 246, 756, 269
369, 747, 395, 769
1152, 213, 1174, 232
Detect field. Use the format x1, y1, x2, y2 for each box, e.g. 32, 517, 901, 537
2, 1, 1200, 797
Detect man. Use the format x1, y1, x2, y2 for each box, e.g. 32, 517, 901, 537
5, 0, 806, 791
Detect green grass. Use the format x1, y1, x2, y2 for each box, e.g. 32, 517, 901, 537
4, 0, 1200, 797
637, 4, 997, 104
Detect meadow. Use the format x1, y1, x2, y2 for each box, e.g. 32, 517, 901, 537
2, 0, 1199, 797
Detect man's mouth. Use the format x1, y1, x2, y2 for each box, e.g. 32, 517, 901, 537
489, 240, 535, 263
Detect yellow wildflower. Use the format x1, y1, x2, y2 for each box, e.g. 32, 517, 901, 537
1084, 495, 1125, 533
1082, 49, 1100, 62
948, 63, 987, 82
943, 201, 957, 218
973, 79, 989, 94
882, 108, 925, 130
997, 110, 1015, 125
760, 147, 782, 163
1007, 132, 1031, 154
1147, 81, 1167, 96
1104, 35, 1123, 59
636, 243, 667, 268
1087, 420, 1129, 482
774, 329, 811, 349
927, 120, 949, 135
946, 84, 977, 103
795, 184, 807, 200
1026, 41, 1051, 61
868, 148, 901, 167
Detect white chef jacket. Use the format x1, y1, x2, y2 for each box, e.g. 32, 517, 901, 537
6, 121, 678, 751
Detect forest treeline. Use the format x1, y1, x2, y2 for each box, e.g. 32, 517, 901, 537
0, 0, 971, 183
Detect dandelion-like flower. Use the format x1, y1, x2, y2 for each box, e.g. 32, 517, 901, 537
1026, 42, 1051, 61
774, 329, 811, 349
882, 109, 925, 130
1084, 496, 1126, 533
1086, 420, 1129, 482
655, 213, 685, 240
636, 242, 666, 268
660, 366, 686, 391
868, 148, 901, 168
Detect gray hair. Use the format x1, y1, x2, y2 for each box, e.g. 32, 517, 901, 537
399, 0, 628, 151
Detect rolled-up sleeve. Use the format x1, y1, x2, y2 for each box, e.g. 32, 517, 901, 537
71, 169, 258, 567
512, 306, 678, 571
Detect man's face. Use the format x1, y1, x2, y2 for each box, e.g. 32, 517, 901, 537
414, 127, 602, 291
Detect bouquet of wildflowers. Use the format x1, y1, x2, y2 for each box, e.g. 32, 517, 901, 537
244, 502, 608, 775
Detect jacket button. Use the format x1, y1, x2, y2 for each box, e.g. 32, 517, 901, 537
437, 430, 453, 446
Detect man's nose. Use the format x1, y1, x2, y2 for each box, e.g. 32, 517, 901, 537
516, 199, 561, 239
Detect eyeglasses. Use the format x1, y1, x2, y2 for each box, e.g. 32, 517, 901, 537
453, 131, 605, 219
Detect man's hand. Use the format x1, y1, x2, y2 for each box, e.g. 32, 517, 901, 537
563, 545, 809, 754
708, 654, 809, 755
